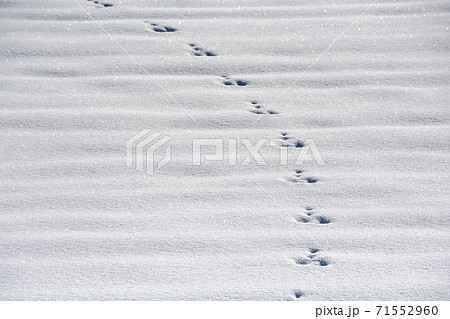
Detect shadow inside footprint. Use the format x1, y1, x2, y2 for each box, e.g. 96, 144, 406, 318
306, 177, 317, 183
316, 216, 331, 224
87, 0, 114, 7
314, 257, 331, 266
222, 77, 248, 87
295, 216, 310, 223
248, 101, 278, 115
295, 258, 310, 265
305, 206, 314, 215
295, 140, 304, 148
295, 248, 331, 268
146, 22, 177, 33
156, 27, 176, 32
189, 44, 216, 56
294, 291, 304, 299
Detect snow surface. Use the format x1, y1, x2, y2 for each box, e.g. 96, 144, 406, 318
0, 0, 449, 300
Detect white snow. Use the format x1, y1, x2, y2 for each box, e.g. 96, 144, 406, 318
0, 0, 449, 300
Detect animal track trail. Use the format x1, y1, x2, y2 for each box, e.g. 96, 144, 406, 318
285, 168, 318, 185
295, 206, 331, 225
86, 0, 113, 7
145, 21, 177, 33
248, 101, 278, 115
221, 75, 247, 86
294, 248, 331, 267
189, 43, 216, 56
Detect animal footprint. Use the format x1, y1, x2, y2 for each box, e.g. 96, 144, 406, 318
221, 75, 247, 86
275, 132, 304, 148
249, 101, 278, 115
285, 169, 303, 183
303, 177, 318, 184
189, 43, 216, 56
304, 206, 314, 215
145, 22, 177, 33
293, 290, 304, 299
249, 101, 263, 114
294, 248, 331, 267
295, 207, 331, 225
87, 0, 113, 7
285, 169, 318, 184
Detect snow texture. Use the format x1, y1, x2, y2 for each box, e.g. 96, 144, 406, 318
0, 0, 449, 300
